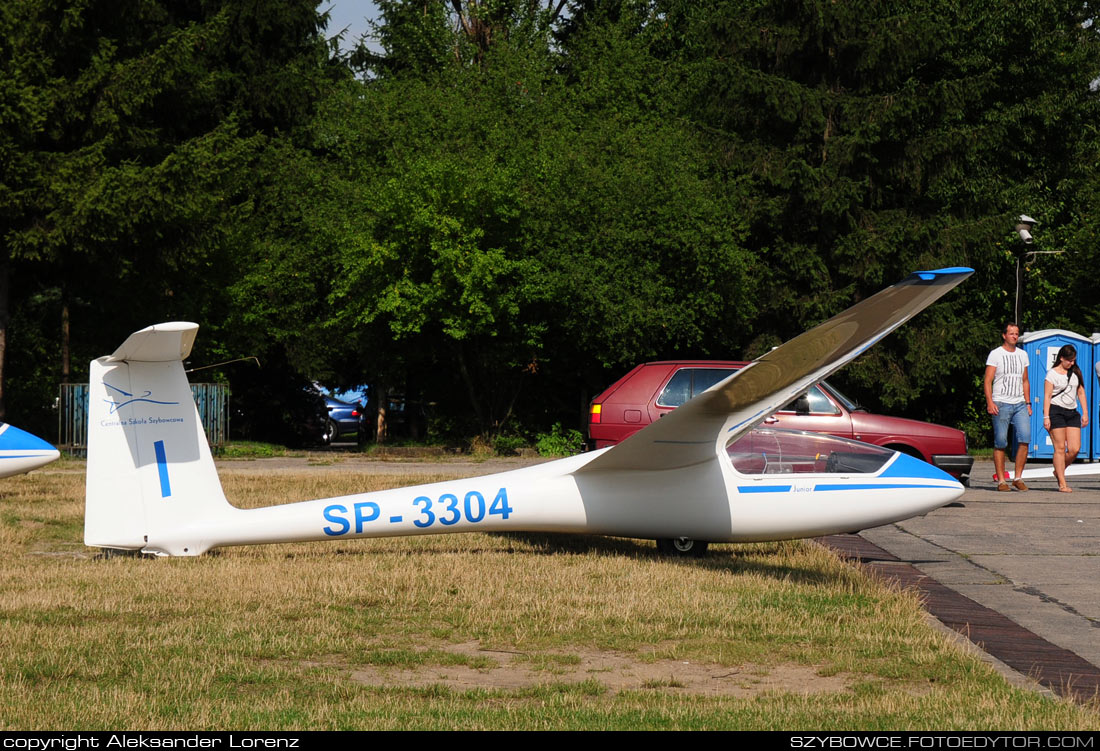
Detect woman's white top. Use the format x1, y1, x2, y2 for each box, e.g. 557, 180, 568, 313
1045, 368, 1080, 410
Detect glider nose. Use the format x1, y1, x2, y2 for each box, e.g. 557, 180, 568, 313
887, 450, 962, 484
28, 446, 63, 472
883, 450, 965, 512
0, 423, 61, 477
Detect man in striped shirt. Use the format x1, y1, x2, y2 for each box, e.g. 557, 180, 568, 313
984, 323, 1032, 491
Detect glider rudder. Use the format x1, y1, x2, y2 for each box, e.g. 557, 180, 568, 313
84, 322, 233, 553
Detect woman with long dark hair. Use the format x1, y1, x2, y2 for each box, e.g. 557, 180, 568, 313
1042, 344, 1089, 492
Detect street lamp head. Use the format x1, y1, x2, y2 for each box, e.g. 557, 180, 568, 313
1016, 214, 1037, 245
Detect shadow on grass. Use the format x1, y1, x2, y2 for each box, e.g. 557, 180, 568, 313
93, 532, 845, 586
489, 532, 849, 587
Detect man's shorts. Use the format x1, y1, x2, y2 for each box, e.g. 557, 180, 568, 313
1049, 404, 1081, 430
993, 401, 1031, 450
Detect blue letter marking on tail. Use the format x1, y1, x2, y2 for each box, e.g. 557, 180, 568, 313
153, 440, 172, 498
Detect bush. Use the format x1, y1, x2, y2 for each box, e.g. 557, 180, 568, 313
535, 423, 584, 457
492, 434, 528, 456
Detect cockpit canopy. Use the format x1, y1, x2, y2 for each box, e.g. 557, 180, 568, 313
726, 428, 895, 476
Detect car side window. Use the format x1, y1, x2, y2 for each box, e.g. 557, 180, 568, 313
691, 368, 735, 396
657, 368, 738, 407
656, 369, 693, 407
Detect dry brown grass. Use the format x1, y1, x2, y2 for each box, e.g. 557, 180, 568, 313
0, 463, 1096, 730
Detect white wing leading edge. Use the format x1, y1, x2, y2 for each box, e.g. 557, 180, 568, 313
577, 267, 973, 473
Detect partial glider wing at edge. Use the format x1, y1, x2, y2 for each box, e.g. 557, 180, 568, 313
578, 267, 974, 473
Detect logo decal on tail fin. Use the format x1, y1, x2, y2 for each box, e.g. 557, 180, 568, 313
104, 382, 180, 413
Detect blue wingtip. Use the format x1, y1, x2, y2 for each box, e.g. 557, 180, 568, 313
911, 266, 974, 281
0, 423, 57, 452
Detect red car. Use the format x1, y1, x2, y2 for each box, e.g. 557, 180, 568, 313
588, 361, 973, 483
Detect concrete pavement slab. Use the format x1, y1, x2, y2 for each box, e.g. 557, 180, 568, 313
859, 459, 1100, 689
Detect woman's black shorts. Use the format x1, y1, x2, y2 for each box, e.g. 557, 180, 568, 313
1049, 404, 1081, 430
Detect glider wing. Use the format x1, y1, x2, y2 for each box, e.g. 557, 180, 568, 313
577, 267, 973, 473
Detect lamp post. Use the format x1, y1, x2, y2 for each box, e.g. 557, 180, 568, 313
1014, 215, 1036, 327
1012, 214, 1066, 328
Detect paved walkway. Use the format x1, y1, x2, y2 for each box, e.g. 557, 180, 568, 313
855, 459, 1100, 698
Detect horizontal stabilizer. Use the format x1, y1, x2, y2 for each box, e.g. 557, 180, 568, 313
108, 322, 198, 363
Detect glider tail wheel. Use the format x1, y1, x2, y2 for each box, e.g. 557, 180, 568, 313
656, 537, 709, 557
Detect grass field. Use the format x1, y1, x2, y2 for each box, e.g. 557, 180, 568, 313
1, 463, 1097, 730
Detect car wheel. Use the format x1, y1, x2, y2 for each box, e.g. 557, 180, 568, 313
322, 419, 337, 445
655, 537, 709, 557
886, 444, 924, 461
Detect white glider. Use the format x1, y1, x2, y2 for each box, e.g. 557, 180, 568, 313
84, 268, 973, 557
0, 422, 61, 478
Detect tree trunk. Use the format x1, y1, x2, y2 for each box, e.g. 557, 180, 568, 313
0, 262, 8, 420
455, 345, 487, 433
61, 300, 70, 383
375, 385, 388, 445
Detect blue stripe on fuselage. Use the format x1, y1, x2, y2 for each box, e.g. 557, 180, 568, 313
812, 483, 945, 491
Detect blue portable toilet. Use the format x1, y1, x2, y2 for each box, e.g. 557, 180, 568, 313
1019, 330, 1093, 459
1092, 333, 1100, 460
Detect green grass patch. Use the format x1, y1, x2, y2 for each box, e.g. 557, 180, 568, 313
219, 441, 294, 459
515, 653, 584, 672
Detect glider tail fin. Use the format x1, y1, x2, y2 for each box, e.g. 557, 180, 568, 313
84, 322, 232, 555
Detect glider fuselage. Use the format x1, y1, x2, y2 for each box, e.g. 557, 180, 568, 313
127, 432, 960, 557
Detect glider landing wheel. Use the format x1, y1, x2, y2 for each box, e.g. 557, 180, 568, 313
656, 537, 709, 557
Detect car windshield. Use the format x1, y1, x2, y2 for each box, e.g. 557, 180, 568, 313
725, 428, 893, 475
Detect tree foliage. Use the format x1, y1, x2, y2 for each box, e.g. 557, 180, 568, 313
237, 17, 753, 435
357, 0, 569, 75
0, 0, 336, 431
659, 0, 1100, 427
5, 0, 1100, 447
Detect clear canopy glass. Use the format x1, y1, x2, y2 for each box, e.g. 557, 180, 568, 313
725, 428, 894, 475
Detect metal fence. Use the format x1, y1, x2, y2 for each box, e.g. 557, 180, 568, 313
59, 382, 230, 455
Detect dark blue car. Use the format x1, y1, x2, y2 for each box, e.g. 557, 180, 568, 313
322, 395, 362, 444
